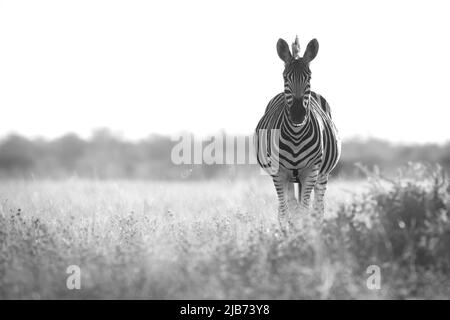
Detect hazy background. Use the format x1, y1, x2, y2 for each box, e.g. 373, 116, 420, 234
1, 0, 449, 178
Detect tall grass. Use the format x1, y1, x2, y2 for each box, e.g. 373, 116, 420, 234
0, 163, 449, 299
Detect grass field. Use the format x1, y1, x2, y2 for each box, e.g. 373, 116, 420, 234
0, 165, 449, 299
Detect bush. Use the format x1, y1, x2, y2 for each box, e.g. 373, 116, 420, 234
327, 163, 450, 272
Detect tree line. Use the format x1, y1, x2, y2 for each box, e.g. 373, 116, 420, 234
0, 129, 449, 180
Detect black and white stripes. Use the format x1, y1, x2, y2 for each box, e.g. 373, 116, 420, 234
254, 37, 341, 231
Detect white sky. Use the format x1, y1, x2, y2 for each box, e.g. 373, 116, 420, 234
0, 0, 449, 143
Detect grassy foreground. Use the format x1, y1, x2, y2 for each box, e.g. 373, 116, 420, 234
0, 163, 449, 299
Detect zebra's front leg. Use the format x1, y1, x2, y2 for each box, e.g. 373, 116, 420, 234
287, 182, 298, 209
273, 176, 290, 234
312, 174, 328, 223
290, 166, 319, 230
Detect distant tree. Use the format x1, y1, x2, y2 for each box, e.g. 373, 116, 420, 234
0, 134, 35, 173
51, 133, 86, 170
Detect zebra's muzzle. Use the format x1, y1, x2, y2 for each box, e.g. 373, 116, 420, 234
292, 120, 305, 127
292, 117, 307, 127
289, 99, 307, 126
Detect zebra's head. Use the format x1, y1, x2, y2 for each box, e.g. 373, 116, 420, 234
277, 36, 319, 127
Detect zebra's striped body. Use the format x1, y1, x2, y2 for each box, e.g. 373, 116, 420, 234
254, 37, 341, 231
256, 91, 340, 177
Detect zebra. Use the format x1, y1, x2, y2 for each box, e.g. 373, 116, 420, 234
254, 36, 341, 231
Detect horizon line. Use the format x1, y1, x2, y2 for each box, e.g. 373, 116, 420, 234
0, 129, 448, 146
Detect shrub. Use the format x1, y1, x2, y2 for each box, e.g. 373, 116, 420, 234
328, 163, 450, 272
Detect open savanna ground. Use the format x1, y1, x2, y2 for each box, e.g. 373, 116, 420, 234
0, 163, 449, 299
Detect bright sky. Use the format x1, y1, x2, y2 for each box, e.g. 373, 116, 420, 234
0, 0, 449, 143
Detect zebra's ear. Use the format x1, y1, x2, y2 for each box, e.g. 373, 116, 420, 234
303, 39, 319, 63
277, 38, 292, 64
